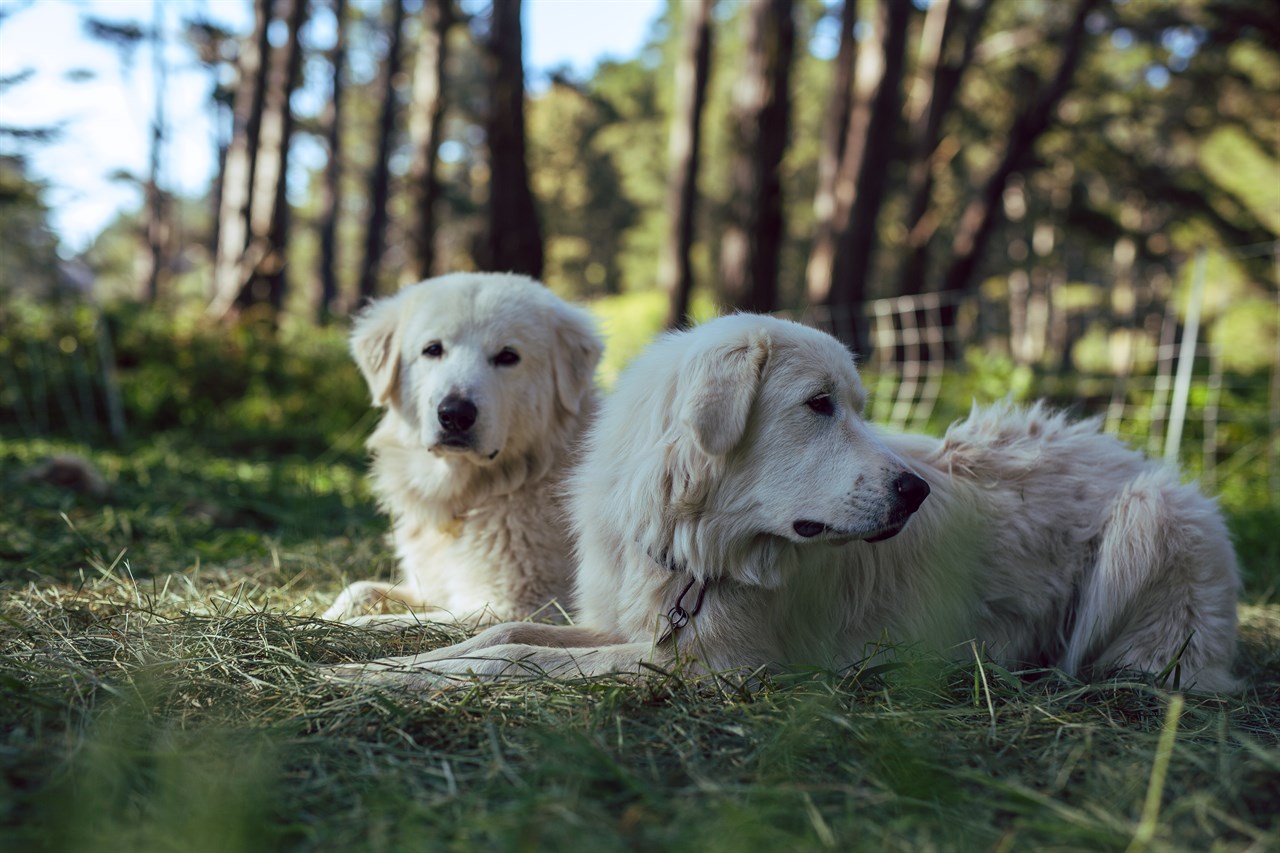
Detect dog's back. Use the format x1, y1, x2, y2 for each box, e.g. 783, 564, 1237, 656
905, 402, 1240, 689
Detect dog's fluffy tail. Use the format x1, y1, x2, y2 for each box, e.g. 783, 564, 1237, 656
1060, 467, 1239, 691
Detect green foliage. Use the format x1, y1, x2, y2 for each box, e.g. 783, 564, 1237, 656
110, 311, 367, 456
1231, 508, 1280, 599
1210, 299, 1280, 375
589, 289, 717, 388
1, 297, 370, 456
528, 81, 640, 297
1200, 125, 1280, 236
0, 156, 62, 299
957, 347, 1037, 404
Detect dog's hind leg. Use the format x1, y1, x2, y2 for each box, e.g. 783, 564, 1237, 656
1062, 468, 1240, 691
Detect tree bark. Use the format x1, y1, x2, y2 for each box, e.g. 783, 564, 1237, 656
255, 0, 308, 319
206, 0, 306, 323
804, 0, 858, 304
824, 0, 911, 353
317, 0, 347, 323
186, 18, 235, 275
144, 0, 168, 303
209, 137, 226, 278
660, 0, 715, 329
896, 0, 992, 297
405, 0, 454, 284
483, 0, 543, 278
805, 0, 909, 323
940, 0, 1100, 298
719, 0, 794, 314
208, 0, 273, 316
358, 0, 408, 303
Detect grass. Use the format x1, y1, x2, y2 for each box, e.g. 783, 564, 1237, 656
2, 437, 1278, 852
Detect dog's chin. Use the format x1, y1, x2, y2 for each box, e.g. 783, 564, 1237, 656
862, 512, 924, 543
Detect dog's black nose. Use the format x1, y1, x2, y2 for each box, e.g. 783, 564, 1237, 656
894, 471, 930, 513
438, 396, 478, 433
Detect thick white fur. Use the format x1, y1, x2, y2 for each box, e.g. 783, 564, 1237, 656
335, 314, 1240, 691
323, 272, 602, 627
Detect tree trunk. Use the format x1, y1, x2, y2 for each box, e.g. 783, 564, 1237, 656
209, 134, 228, 281
804, 0, 858, 305
484, 0, 543, 278
257, 0, 308, 319
317, 0, 347, 323
358, 0, 408, 303
940, 0, 1100, 298
719, 0, 794, 314
824, 0, 911, 353
896, 0, 991, 297
198, 23, 234, 279
660, 0, 715, 329
208, 0, 273, 317
405, 0, 454, 284
144, 0, 168, 303
221, 0, 307, 324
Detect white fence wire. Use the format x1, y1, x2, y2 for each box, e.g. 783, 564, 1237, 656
781, 245, 1280, 497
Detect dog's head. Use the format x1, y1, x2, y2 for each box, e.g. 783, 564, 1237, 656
350, 272, 602, 465
584, 314, 928, 588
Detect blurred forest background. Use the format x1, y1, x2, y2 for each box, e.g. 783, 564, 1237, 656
1, 0, 1277, 505
3, 6, 1279, 847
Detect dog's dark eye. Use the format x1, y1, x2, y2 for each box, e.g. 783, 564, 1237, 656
493, 347, 520, 367
806, 394, 835, 416
422, 342, 444, 358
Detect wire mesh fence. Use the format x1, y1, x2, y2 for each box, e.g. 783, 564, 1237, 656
782, 245, 1280, 499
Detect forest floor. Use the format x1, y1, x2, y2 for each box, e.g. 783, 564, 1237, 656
1, 434, 1277, 852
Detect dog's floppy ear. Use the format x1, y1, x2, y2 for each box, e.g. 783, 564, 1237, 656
678, 327, 770, 457
551, 302, 603, 416
349, 294, 406, 407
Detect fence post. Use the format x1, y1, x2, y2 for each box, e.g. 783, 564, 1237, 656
1163, 250, 1207, 465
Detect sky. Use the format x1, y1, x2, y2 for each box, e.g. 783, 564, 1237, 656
0, 0, 665, 254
